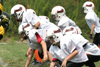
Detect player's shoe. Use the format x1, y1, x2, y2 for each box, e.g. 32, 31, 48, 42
31, 58, 43, 66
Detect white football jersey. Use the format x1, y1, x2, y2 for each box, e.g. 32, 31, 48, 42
64, 34, 100, 55
56, 15, 82, 34
20, 9, 39, 25
85, 11, 100, 34
84, 42, 100, 55
38, 16, 57, 30
50, 34, 88, 63
28, 29, 46, 50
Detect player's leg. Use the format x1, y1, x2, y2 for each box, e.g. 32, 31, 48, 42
93, 33, 99, 46
34, 49, 43, 63
66, 61, 85, 67
85, 55, 100, 67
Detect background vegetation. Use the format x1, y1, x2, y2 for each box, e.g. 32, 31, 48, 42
1, 0, 100, 42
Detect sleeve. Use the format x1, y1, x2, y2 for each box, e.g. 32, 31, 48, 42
68, 18, 76, 26
35, 32, 43, 44
65, 37, 77, 53
86, 13, 96, 23
49, 45, 58, 60
52, 58, 59, 62
26, 11, 34, 23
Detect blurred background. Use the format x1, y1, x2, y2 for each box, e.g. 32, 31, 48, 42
1, 0, 100, 42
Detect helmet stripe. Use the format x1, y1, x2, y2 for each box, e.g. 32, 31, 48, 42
57, 9, 64, 13
14, 7, 22, 12
54, 29, 61, 33
86, 4, 92, 7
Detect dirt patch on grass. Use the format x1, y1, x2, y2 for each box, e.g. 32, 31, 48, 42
0, 37, 12, 43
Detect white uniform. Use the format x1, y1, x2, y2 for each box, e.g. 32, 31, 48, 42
50, 35, 88, 63
19, 9, 38, 25
50, 34, 100, 63
56, 15, 82, 34
38, 16, 57, 30
85, 11, 100, 34
19, 9, 57, 47
65, 34, 100, 55
28, 29, 46, 50
21, 10, 57, 30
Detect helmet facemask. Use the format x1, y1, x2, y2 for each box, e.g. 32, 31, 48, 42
14, 7, 24, 20
48, 34, 60, 46
18, 23, 32, 42
19, 32, 28, 42
47, 27, 62, 46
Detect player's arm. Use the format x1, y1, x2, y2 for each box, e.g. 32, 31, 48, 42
50, 58, 59, 67
61, 50, 78, 67
25, 49, 35, 67
33, 21, 40, 29
89, 22, 95, 39
40, 40, 48, 61
35, 32, 48, 61
50, 61, 57, 67
90, 22, 95, 34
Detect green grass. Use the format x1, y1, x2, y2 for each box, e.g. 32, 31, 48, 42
0, 42, 50, 67
0, 42, 28, 67
0, 42, 100, 67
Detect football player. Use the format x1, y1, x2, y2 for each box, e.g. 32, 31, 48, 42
51, 6, 82, 35
82, 1, 100, 46
18, 23, 53, 67
47, 26, 100, 67
10, 4, 57, 67
46, 26, 88, 67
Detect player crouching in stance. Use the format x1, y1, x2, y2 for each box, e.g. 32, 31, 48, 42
18, 23, 53, 67
46, 26, 88, 67
63, 26, 100, 67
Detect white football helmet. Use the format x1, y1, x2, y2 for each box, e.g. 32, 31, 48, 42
18, 23, 33, 36
51, 6, 65, 21
10, 4, 26, 20
46, 26, 62, 45
63, 26, 78, 35
82, 1, 94, 13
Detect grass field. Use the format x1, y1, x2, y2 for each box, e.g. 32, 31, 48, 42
0, 42, 100, 67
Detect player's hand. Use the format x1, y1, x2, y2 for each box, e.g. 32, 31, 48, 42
89, 34, 93, 39
43, 54, 48, 62
25, 54, 28, 57
61, 59, 67, 67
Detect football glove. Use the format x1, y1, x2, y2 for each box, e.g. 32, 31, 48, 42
89, 34, 93, 39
